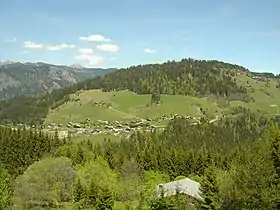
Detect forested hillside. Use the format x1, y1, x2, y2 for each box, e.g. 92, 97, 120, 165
90, 59, 249, 99
0, 58, 255, 125
1, 109, 280, 209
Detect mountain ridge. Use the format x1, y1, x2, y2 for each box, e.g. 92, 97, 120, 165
0, 61, 117, 100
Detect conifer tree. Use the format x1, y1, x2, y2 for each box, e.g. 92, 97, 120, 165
75, 146, 84, 165
73, 178, 84, 203
96, 187, 114, 210
87, 180, 98, 207
0, 164, 12, 209
198, 165, 220, 210
65, 147, 71, 159
269, 125, 280, 209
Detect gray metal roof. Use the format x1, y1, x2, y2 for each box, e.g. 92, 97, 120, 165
155, 178, 203, 200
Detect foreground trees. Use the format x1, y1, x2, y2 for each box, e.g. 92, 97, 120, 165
13, 157, 75, 209
0, 164, 12, 209
0, 110, 280, 209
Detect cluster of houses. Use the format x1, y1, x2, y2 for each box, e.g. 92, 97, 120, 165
44, 114, 199, 139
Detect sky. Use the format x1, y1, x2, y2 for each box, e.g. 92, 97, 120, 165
0, 0, 280, 72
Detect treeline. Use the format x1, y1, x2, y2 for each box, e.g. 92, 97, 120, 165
0, 58, 250, 125
1, 110, 280, 209
0, 126, 64, 177
92, 59, 248, 98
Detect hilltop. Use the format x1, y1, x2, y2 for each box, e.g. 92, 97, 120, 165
0, 61, 117, 100
0, 58, 280, 125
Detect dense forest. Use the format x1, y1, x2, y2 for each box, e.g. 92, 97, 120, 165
1, 109, 280, 209
0, 59, 251, 125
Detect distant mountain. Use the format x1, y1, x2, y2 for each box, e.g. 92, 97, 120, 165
0, 61, 117, 100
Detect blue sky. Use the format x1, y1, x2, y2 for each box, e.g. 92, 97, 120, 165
0, 0, 280, 72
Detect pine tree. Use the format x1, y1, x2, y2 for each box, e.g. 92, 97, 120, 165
87, 180, 98, 207
198, 165, 220, 210
75, 146, 84, 165
0, 164, 12, 209
149, 198, 169, 210
269, 125, 280, 209
73, 178, 84, 203
96, 187, 114, 210
65, 147, 71, 159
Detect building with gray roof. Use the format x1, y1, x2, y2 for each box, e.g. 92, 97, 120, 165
155, 178, 203, 200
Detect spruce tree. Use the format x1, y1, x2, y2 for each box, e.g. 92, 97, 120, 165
73, 178, 84, 203
269, 125, 280, 209
198, 165, 220, 210
96, 187, 114, 210
0, 164, 12, 209
87, 180, 98, 207
65, 147, 71, 159
75, 146, 84, 165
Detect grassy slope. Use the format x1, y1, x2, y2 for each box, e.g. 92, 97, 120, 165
45, 72, 280, 127
45, 90, 220, 125
231, 73, 280, 115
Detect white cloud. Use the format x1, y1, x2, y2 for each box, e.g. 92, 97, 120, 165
79, 34, 111, 42
79, 48, 93, 54
23, 41, 76, 51
45, 43, 76, 51
75, 54, 104, 65
144, 48, 157, 54
96, 44, 119, 52
4, 37, 17, 43
23, 41, 44, 49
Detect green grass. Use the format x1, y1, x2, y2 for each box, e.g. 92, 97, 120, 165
231, 73, 280, 115
45, 90, 220, 125
45, 73, 280, 126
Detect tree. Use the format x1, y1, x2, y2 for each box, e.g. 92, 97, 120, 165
268, 125, 280, 209
75, 145, 84, 165
13, 157, 75, 208
73, 178, 84, 203
198, 165, 220, 210
0, 164, 12, 209
96, 187, 114, 210
87, 180, 98, 207
151, 91, 161, 105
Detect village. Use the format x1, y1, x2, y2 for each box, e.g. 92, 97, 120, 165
44, 114, 201, 139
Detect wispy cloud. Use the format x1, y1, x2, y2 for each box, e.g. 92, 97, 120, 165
23, 41, 44, 49
79, 34, 111, 42
75, 54, 104, 66
144, 48, 157, 54
23, 41, 76, 51
45, 43, 76, 51
4, 37, 17, 43
96, 44, 119, 52
79, 48, 93, 54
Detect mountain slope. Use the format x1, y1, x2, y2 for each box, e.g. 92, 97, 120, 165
0, 61, 117, 100
0, 58, 279, 125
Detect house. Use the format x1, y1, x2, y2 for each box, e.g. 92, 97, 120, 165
155, 178, 203, 200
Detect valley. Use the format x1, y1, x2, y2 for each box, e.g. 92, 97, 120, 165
1, 58, 280, 210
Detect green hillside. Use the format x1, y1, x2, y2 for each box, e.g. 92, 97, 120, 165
45, 70, 280, 127
44, 90, 219, 126
1, 58, 280, 125
2, 59, 280, 209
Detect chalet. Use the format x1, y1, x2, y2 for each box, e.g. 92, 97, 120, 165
155, 178, 203, 200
